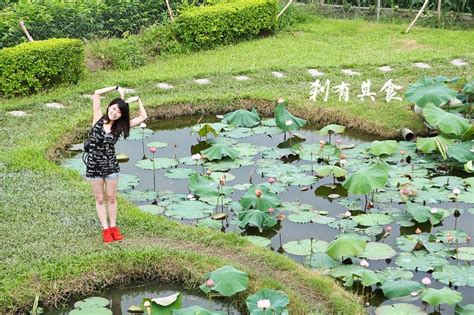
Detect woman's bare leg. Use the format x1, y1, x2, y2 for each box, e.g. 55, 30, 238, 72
105, 178, 119, 227
90, 179, 108, 229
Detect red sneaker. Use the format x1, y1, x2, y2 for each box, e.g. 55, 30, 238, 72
109, 226, 123, 241
102, 228, 113, 243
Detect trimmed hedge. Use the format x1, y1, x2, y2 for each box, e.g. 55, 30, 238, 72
0, 38, 84, 97
175, 0, 278, 50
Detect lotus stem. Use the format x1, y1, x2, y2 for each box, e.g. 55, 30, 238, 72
152, 152, 156, 192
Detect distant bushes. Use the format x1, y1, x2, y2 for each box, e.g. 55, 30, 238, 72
0, 0, 169, 48
174, 0, 278, 49
0, 38, 84, 96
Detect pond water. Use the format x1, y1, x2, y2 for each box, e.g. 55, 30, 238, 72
46, 283, 241, 314
62, 114, 474, 314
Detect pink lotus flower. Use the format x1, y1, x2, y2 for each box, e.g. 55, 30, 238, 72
205, 279, 215, 287
415, 228, 422, 234
268, 177, 276, 184
191, 153, 202, 160
422, 277, 431, 286
467, 235, 472, 242
336, 139, 342, 145
360, 259, 369, 267
430, 207, 437, 214
400, 150, 406, 155
255, 189, 262, 197
268, 208, 275, 214
257, 299, 271, 310
384, 225, 392, 234
452, 187, 461, 195
401, 188, 411, 195
149, 146, 157, 153
447, 234, 454, 242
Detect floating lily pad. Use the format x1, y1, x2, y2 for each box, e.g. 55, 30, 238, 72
421, 287, 463, 306
455, 304, 474, 315
164, 168, 195, 179
221, 127, 253, 139
201, 143, 239, 161
245, 235, 271, 248
173, 306, 224, 315
138, 204, 165, 215
375, 303, 427, 315
353, 214, 393, 227
377, 268, 414, 283
122, 190, 157, 202
359, 242, 396, 260
343, 161, 389, 195
188, 173, 233, 198
456, 247, 474, 260
369, 140, 399, 156
117, 174, 140, 191
127, 127, 154, 140
406, 202, 443, 225
395, 251, 448, 272
283, 239, 328, 256
240, 185, 281, 211
232, 143, 259, 156
381, 280, 424, 298
287, 211, 318, 224
432, 265, 474, 286
165, 201, 214, 219
246, 288, 289, 315
199, 265, 249, 296
136, 158, 178, 170
307, 253, 342, 269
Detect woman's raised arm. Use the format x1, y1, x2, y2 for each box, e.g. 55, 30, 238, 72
92, 86, 125, 125
128, 96, 148, 127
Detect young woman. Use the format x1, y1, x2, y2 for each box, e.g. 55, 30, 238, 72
87, 86, 147, 243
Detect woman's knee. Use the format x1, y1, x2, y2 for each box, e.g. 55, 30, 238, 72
95, 194, 105, 205
107, 194, 117, 204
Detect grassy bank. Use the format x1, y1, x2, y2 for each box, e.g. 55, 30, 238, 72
0, 15, 473, 313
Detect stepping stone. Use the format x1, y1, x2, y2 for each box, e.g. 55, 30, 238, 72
156, 83, 174, 90
341, 69, 361, 76
121, 88, 136, 93
378, 66, 393, 72
272, 71, 285, 78
44, 102, 64, 109
195, 78, 211, 85
8, 111, 27, 117
413, 62, 431, 69
450, 59, 468, 67
235, 75, 250, 81
307, 69, 325, 77
82, 94, 104, 99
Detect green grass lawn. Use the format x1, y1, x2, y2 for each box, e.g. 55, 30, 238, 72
0, 14, 473, 313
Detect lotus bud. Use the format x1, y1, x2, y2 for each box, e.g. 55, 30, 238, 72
219, 174, 226, 186
268, 208, 275, 214
384, 225, 392, 234
339, 159, 347, 167
454, 209, 461, 218
401, 188, 411, 196
336, 139, 342, 145
139, 123, 147, 128
277, 98, 285, 104
276, 213, 286, 221
430, 207, 437, 214
410, 291, 419, 297
216, 114, 224, 119
205, 279, 215, 287
339, 153, 346, 159
255, 189, 262, 197
319, 140, 325, 147
191, 153, 202, 160
447, 234, 454, 242
257, 299, 271, 310
415, 227, 422, 234
285, 120, 293, 126
400, 150, 406, 155
452, 187, 461, 195
268, 177, 276, 184
421, 277, 431, 286
368, 201, 374, 209
344, 211, 352, 218
467, 235, 471, 242
149, 146, 157, 153
359, 259, 369, 268
143, 301, 151, 308
206, 170, 212, 176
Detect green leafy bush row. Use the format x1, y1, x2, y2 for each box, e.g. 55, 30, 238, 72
0, 0, 170, 48
174, 0, 278, 50
0, 38, 84, 96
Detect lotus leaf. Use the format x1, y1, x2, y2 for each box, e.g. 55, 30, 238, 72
353, 214, 393, 227
283, 239, 328, 256
381, 280, 424, 298
165, 201, 214, 219
240, 185, 281, 211
146, 141, 168, 148
326, 236, 366, 260
448, 142, 474, 163
152, 292, 180, 306
436, 230, 468, 244
238, 210, 277, 232
356, 269, 384, 287
287, 211, 318, 224
258, 182, 288, 194
117, 174, 140, 191
369, 140, 399, 156
318, 124, 345, 136
406, 202, 443, 225
311, 214, 336, 224
455, 304, 474, 315
164, 168, 195, 179
423, 103, 471, 137
127, 127, 153, 140
405, 77, 457, 107
173, 305, 224, 315
69, 308, 112, 315
274, 101, 307, 132
395, 251, 448, 272
359, 242, 396, 260
188, 173, 233, 198
121, 190, 157, 202
421, 287, 463, 306
456, 247, 474, 260
343, 161, 389, 195
178, 156, 205, 166
432, 265, 474, 286
138, 205, 164, 215
252, 126, 283, 135
221, 127, 254, 139
199, 265, 249, 296
201, 143, 239, 161
81, 297, 109, 307
416, 136, 452, 159
197, 218, 222, 230
396, 234, 446, 253
377, 268, 414, 283
222, 108, 260, 127
375, 303, 427, 315
136, 158, 178, 170
308, 253, 342, 269
328, 219, 358, 230
362, 225, 383, 236
144, 293, 182, 315
199, 195, 232, 206
205, 158, 253, 171
232, 143, 259, 156
195, 123, 219, 139
316, 165, 347, 178
285, 174, 317, 186
458, 193, 474, 203
245, 235, 271, 248
261, 147, 296, 160
246, 288, 289, 315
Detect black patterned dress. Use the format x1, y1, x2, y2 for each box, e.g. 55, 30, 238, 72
86, 118, 120, 178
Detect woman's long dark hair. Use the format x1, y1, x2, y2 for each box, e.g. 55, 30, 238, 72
104, 98, 130, 139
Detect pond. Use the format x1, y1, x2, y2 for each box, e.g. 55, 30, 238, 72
46, 282, 242, 314
63, 111, 474, 314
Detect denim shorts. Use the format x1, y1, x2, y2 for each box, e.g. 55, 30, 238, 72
86, 172, 120, 181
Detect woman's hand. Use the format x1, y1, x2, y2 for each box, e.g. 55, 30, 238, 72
117, 86, 125, 100
125, 96, 139, 103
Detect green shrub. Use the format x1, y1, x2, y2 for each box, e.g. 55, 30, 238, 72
174, 0, 278, 50
0, 38, 84, 97
85, 36, 146, 71
0, 0, 170, 49
137, 23, 188, 56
